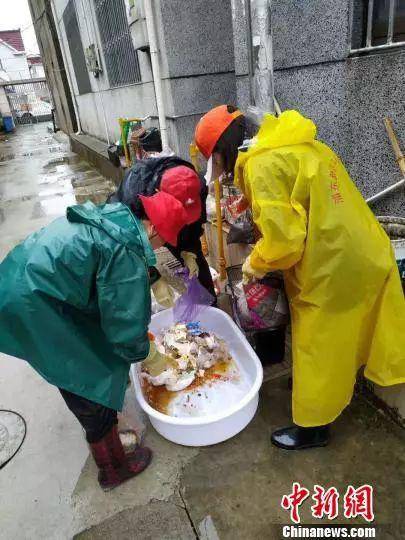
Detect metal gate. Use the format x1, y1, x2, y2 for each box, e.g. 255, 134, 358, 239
2, 78, 53, 125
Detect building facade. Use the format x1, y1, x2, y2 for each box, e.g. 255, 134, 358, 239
30, 0, 405, 216
32, 0, 235, 156
0, 30, 31, 81
27, 54, 45, 78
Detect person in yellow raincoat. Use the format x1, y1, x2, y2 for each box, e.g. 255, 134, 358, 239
195, 105, 405, 450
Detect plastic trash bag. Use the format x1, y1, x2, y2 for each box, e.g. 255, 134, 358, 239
224, 194, 255, 245
227, 220, 255, 244
233, 273, 289, 330
173, 271, 214, 323
243, 274, 290, 329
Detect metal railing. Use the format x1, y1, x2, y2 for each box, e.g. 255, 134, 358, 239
351, 0, 405, 53
4, 79, 52, 125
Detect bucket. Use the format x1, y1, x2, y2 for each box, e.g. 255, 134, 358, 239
131, 307, 263, 446
3, 116, 15, 133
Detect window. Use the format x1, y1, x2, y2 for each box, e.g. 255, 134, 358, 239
63, 0, 92, 94
93, 0, 141, 88
351, 0, 405, 51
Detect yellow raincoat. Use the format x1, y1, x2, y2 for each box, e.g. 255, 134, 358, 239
235, 110, 405, 426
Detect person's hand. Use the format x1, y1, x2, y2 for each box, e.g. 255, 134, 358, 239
242, 256, 265, 285
181, 251, 199, 277
143, 341, 171, 376
151, 278, 175, 308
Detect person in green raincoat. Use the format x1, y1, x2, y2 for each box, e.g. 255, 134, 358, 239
0, 193, 189, 489
195, 105, 405, 450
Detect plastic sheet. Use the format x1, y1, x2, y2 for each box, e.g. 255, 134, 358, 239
173, 271, 214, 323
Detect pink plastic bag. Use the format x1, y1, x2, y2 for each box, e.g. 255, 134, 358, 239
173, 271, 214, 323
243, 275, 290, 329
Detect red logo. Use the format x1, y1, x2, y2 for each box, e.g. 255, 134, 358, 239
343, 485, 374, 522
281, 484, 374, 523
281, 482, 310, 524
311, 485, 339, 520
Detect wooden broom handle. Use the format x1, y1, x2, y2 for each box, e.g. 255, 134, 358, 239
384, 118, 405, 176
214, 177, 227, 280
189, 142, 199, 172
189, 142, 209, 257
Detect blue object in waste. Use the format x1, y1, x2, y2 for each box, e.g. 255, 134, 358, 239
3, 116, 15, 133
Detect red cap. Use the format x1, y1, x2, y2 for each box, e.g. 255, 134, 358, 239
139, 192, 188, 247
160, 166, 201, 225
195, 105, 243, 159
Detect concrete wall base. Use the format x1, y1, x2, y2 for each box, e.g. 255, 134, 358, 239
70, 133, 124, 186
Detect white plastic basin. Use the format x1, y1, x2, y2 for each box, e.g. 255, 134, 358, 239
131, 307, 263, 446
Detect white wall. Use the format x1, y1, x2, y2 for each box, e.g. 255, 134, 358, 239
0, 68, 9, 81
0, 42, 30, 80
0, 86, 12, 115
29, 63, 45, 78
52, 0, 157, 143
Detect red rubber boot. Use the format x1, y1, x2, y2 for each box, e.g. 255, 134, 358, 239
89, 428, 151, 491
89, 435, 125, 491
107, 425, 152, 475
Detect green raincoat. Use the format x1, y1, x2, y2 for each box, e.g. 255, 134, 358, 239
0, 202, 156, 410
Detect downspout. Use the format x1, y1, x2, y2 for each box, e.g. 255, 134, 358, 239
244, 0, 255, 105
246, 0, 274, 112
243, 0, 275, 131
143, 0, 169, 150
50, 0, 83, 134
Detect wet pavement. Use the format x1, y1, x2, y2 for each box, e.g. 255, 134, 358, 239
1, 125, 404, 540
0, 124, 115, 261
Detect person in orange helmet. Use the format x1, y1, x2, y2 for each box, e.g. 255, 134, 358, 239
194, 105, 405, 451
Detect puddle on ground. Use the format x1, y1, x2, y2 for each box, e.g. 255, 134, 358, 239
42, 157, 69, 170
32, 193, 77, 217
31, 201, 47, 219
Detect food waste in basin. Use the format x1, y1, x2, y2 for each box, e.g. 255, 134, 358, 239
131, 307, 263, 446
141, 322, 251, 418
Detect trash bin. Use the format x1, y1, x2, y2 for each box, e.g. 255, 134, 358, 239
3, 116, 15, 133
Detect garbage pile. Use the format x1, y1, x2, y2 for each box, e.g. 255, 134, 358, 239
141, 322, 231, 392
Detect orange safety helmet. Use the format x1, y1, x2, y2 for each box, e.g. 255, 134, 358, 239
194, 105, 243, 159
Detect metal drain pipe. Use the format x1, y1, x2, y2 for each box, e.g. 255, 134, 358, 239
144, 0, 169, 150
244, 0, 275, 113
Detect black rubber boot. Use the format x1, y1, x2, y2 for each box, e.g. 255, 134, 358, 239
271, 425, 330, 450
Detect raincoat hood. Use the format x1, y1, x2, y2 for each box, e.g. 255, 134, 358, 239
67, 201, 156, 267
235, 110, 317, 192
255, 110, 317, 149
